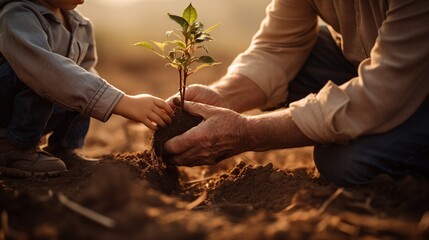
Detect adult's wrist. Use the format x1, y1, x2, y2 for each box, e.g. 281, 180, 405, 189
211, 74, 267, 113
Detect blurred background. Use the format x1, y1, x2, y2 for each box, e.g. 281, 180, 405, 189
77, 0, 273, 156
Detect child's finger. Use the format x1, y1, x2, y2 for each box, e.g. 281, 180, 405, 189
153, 107, 172, 124
142, 118, 157, 130
149, 112, 167, 128
154, 99, 174, 115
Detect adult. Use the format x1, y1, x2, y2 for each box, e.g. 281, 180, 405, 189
164, 0, 429, 187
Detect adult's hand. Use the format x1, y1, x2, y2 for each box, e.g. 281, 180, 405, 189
166, 74, 268, 113
164, 100, 249, 166
166, 84, 229, 109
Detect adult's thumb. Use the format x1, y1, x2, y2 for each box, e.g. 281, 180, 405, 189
183, 101, 211, 119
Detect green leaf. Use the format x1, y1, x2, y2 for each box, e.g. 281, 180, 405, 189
168, 50, 176, 62
197, 55, 215, 64
195, 33, 214, 43
166, 63, 181, 70
134, 41, 165, 58
171, 40, 186, 48
166, 30, 174, 37
168, 14, 189, 30
189, 21, 204, 35
182, 3, 197, 25
133, 41, 154, 50
190, 61, 222, 74
204, 23, 220, 33
153, 41, 169, 52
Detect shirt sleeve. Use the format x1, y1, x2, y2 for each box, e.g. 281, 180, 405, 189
0, 4, 123, 122
290, 0, 429, 142
226, 0, 318, 109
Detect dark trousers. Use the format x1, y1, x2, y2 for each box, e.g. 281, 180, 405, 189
0, 61, 89, 150
284, 26, 429, 187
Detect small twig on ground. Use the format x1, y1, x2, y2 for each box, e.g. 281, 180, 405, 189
185, 177, 214, 185
238, 154, 260, 166
283, 203, 297, 212
316, 214, 359, 236
339, 211, 420, 236
185, 191, 207, 210
55, 192, 116, 228
347, 196, 377, 215
318, 188, 344, 215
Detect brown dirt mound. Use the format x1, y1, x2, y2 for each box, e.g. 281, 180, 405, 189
1, 152, 429, 239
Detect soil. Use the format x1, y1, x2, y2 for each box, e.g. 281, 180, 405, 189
1, 151, 429, 240
153, 109, 203, 162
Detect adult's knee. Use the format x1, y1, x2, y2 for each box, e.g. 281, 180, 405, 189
313, 143, 380, 187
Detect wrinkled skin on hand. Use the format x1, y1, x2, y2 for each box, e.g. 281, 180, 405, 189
164, 100, 249, 166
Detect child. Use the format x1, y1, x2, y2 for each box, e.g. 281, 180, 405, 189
0, 0, 173, 177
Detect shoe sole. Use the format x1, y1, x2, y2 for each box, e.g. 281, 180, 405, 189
0, 166, 67, 178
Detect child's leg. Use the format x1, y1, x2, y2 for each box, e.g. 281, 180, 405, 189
43, 107, 90, 150
0, 62, 53, 149
42, 107, 97, 167
0, 61, 66, 176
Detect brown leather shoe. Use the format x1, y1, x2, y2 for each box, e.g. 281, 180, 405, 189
0, 139, 67, 177
44, 146, 99, 169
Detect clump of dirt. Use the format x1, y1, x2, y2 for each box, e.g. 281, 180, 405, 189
152, 109, 202, 161
151, 108, 202, 194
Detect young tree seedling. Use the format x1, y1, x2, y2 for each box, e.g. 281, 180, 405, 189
134, 3, 221, 113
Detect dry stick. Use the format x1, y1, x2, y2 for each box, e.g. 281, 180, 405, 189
238, 154, 260, 166
185, 191, 208, 210
339, 211, 420, 236
317, 188, 344, 215
56, 192, 116, 228
185, 176, 214, 185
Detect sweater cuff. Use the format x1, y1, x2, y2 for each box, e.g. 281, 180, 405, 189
289, 81, 350, 143
85, 81, 124, 122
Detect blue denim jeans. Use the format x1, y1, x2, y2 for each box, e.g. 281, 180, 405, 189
284, 26, 429, 187
0, 61, 89, 150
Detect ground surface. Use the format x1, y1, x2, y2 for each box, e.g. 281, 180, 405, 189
1, 148, 429, 240
1, 51, 429, 240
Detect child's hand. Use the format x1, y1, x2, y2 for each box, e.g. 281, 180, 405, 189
113, 94, 174, 130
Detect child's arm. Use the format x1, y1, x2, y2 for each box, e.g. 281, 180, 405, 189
113, 94, 174, 130
0, 3, 119, 122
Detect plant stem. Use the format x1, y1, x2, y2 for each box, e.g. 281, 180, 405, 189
179, 69, 184, 114
182, 70, 188, 112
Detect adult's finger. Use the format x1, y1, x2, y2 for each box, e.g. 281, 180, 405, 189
169, 149, 215, 166
163, 127, 197, 155
166, 94, 181, 108
182, 100, 216, 119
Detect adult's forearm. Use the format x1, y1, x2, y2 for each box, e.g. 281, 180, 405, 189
212, 74, 315, 151
211, 74, 267, 113
244, 108, 315, 152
